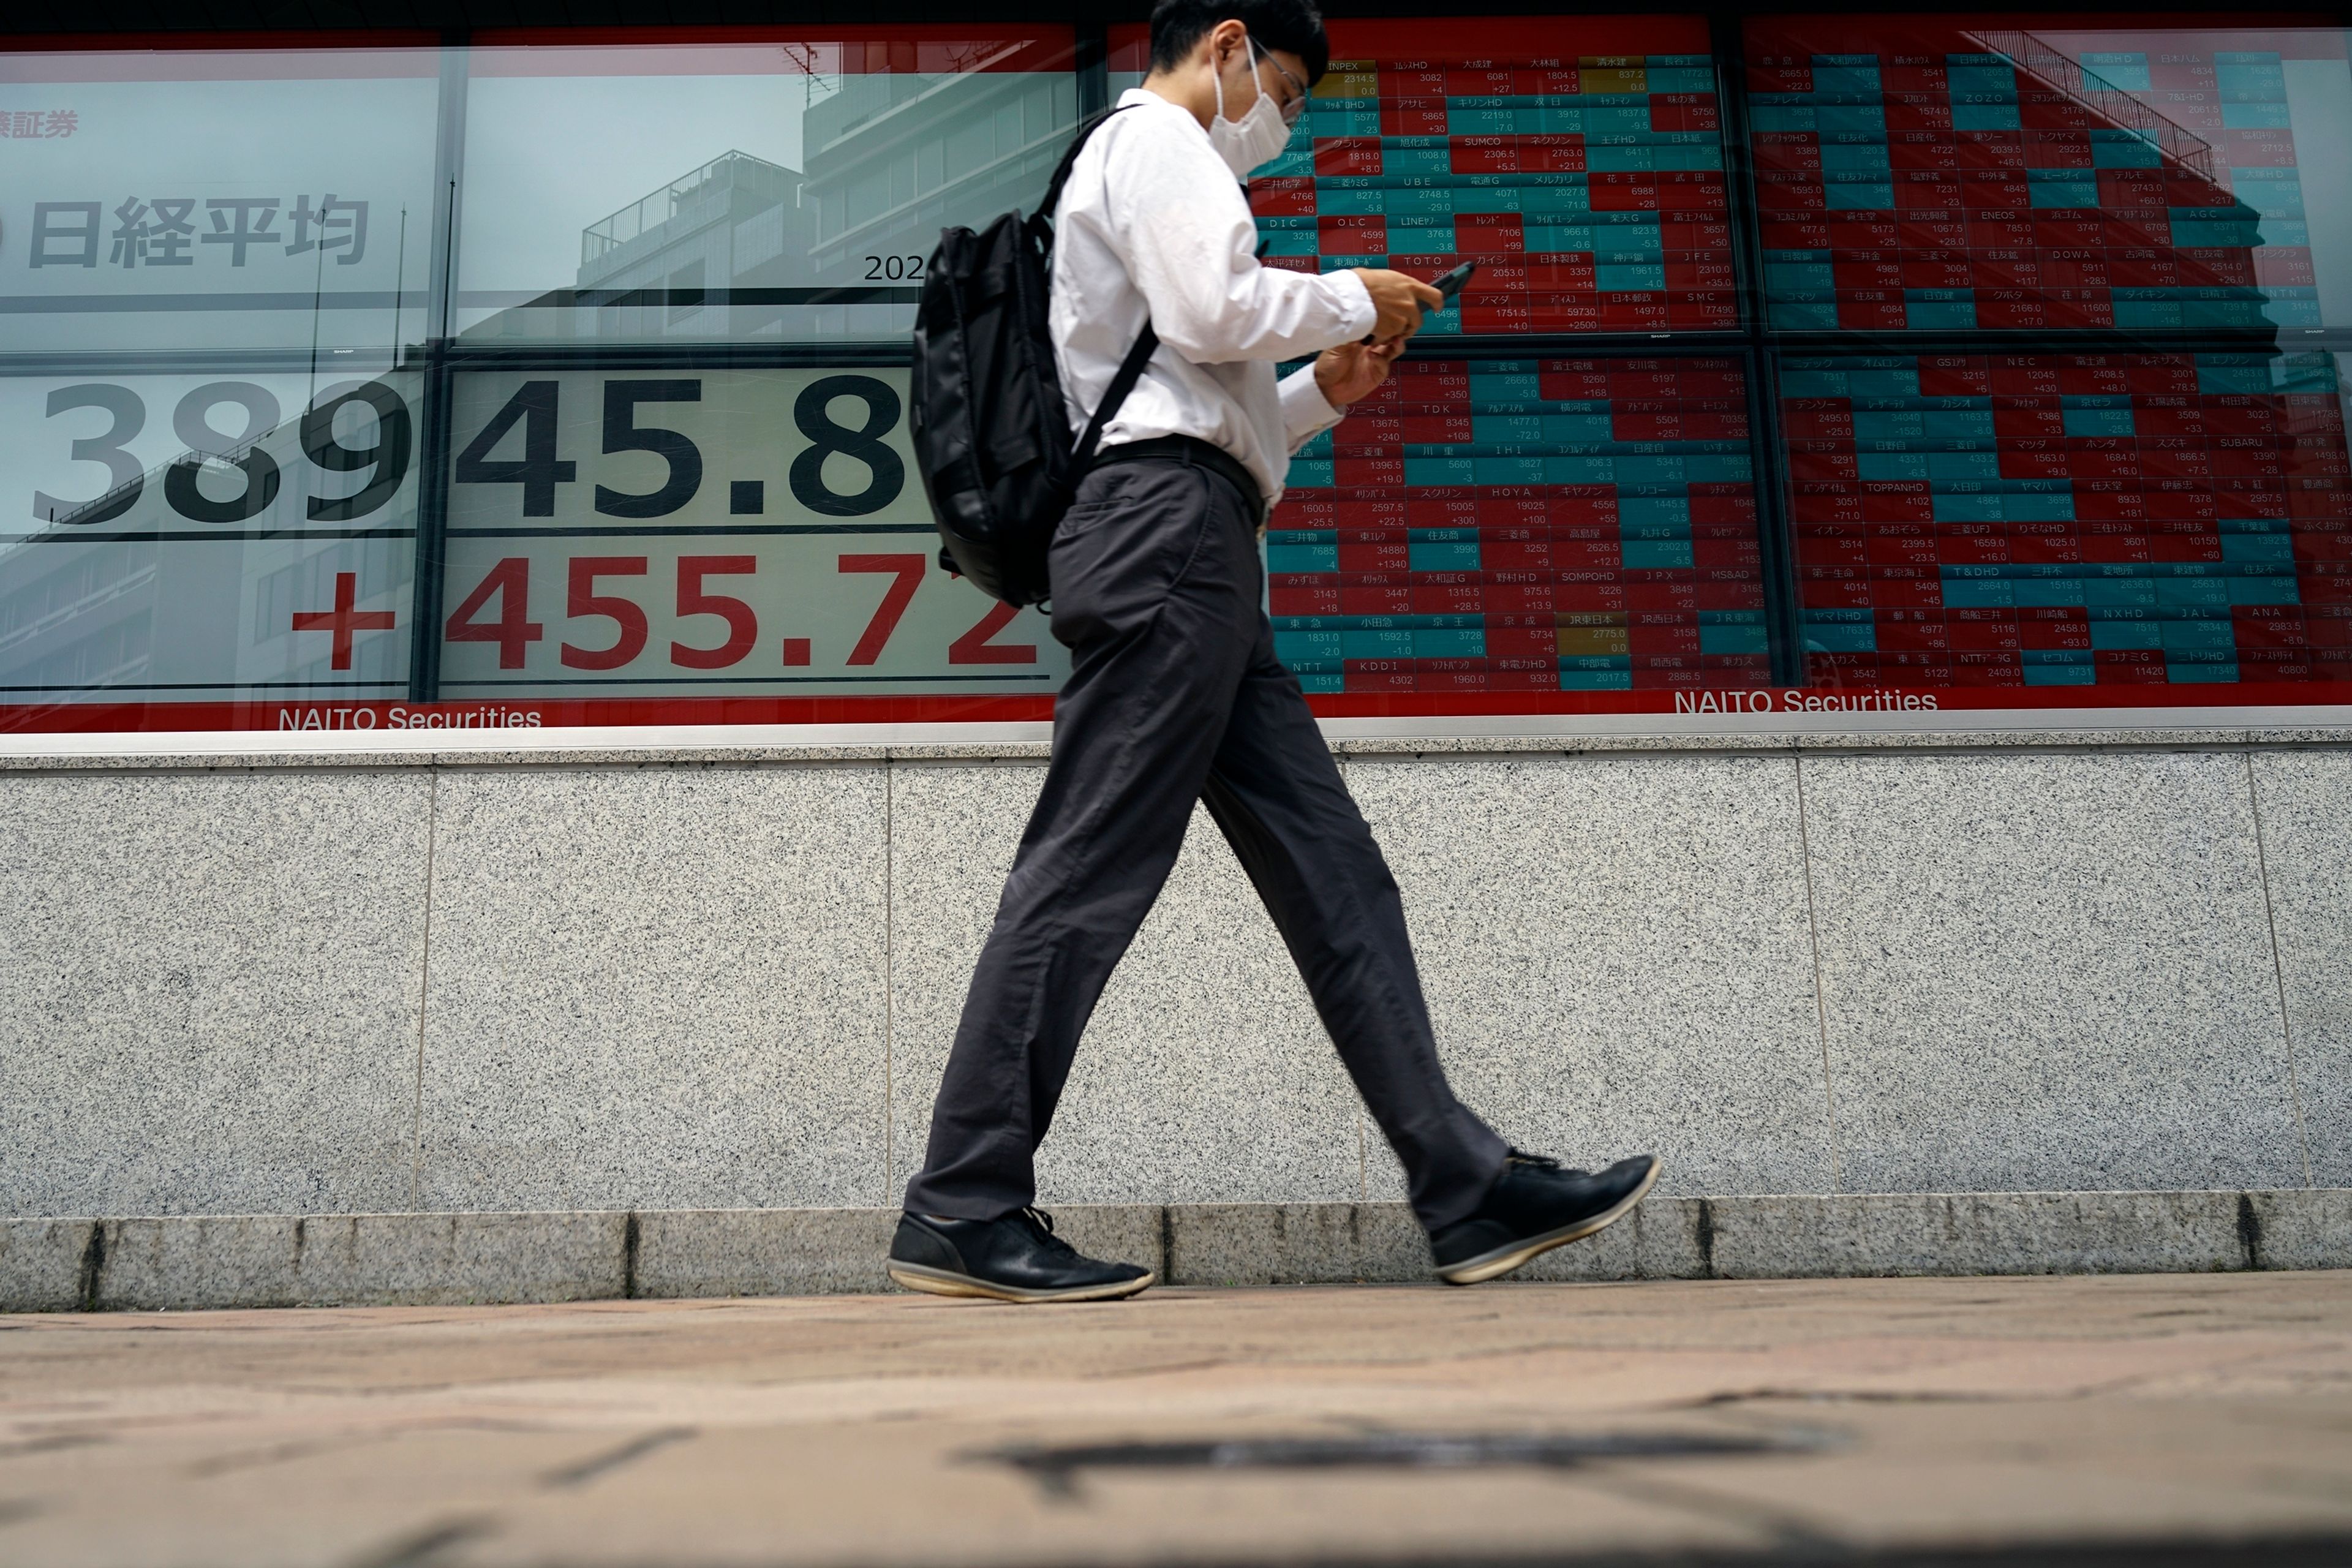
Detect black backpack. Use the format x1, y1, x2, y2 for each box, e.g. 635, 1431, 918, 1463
908, 108, 1159, 607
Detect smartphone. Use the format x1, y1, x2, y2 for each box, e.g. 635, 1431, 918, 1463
1363, 260, 1477, 343
1430, 260, 1478, 301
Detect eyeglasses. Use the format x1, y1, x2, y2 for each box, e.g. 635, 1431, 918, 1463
1247, 37, 1309, 126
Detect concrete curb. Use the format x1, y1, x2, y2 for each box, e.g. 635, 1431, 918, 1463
4, 1189, 2345, 1311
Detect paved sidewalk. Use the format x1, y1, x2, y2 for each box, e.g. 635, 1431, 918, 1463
2, 1273, 2349, 1567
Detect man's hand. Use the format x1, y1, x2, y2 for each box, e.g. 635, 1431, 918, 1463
1349, 268, 1445, 344
1314, 338, 1406, 409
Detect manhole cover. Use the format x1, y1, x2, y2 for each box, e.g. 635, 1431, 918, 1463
984, 1429, 1834, 1496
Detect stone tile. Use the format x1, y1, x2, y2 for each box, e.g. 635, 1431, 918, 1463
87, 1212, 627, 1308
1703, 1190, 2252, 1279
0, 1219, 96, 1311
2247, 1187, 2352, 1270
1803, 752, 2304, 1194
2250, 751, 2352, 1185
0, 770, 432, 1217
634, 1208, 897, 1297
887, 761, 1363, 1212
417, 763, 888, 1213
1344, 753, 1833, 1200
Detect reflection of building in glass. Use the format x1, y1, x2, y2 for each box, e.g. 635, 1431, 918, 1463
0, 410, 409, 701
575, 150, 813, 339
799, 57, 1076, 334
0, 538, 157, 696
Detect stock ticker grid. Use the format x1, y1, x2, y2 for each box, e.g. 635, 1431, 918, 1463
1121, 15, 2352, 701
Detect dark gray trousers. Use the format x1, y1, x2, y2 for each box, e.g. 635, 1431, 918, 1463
903, 445, 1508, 1233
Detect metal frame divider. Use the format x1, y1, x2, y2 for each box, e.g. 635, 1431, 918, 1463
407, 33, 471, 702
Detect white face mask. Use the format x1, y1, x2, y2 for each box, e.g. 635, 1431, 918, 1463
1208, 36, 1297, 179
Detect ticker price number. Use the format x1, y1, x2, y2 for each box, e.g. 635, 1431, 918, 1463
440, 370, 1045, 684
33, 379, 409, 527
453, 375, 901, 519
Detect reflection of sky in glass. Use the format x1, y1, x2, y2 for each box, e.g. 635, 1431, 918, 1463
459, 74, 811, 293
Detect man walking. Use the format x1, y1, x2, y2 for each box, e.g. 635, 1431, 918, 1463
888, 0, 1659, 1302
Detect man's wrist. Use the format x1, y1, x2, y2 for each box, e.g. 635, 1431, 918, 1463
1313, 353, 1354, 411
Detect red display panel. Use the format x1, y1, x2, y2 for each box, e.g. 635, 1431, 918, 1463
1112, 17, 1738, 334
1784, 350, 2352, 690
1745, 16, 2343, 332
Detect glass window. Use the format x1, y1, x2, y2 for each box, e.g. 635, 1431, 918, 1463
1778, 349, 2352, 693
0, 40, 442, 356
8, 18, 2352, 738
1110, 17, 1736, 335
454, 28, 1077, 345
0, 40, 435, 725
1743, 17, 2351, 333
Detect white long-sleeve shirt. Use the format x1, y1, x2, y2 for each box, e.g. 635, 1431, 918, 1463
1049, 88, 1378, 510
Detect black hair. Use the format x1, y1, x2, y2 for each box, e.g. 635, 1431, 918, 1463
1147, 0, 1330, 88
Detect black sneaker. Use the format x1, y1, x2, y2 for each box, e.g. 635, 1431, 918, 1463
886, 1207, 1156, 1303
1428, 1150, 1662, 1285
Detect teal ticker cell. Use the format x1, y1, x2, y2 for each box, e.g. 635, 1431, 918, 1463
2063, 407, 2136, 437
1952, 101, 2021, 130
1296, 672, 1345, 694
2222, 102, 2293, 129
1826, 181, 1894, 209
1275, 631, 1344, 663
1267, 543, 1338, 574
2092, 621, 2165, 650
2079, 578, 2161, 609
1342, 630, 1415, 659
1414, 628, 1485, 658
1409, 541, 1480, 571
1811, 64, 1882, 92
1909, 303, 1981, 329
2223, 533, 2295, 564
1596, 263, 1667, 290
2160, 620, 2239, 651
1621, 540, 1695, 570
1815, 105, 1887, 135
1773, 299, 1842, 329
1622, 496, 1692, 527
1701, 623, 1770, 656
1559, 669, 1635, 691
2092, 139, 2165, 168
1804, 622, 1877, 652
2157, 578, 2236, 608
2080, 53, 2151, 89
1820, 143, 1893, 172
2168, 662, 2243, 682
1927, 451, 2003, 482
1947, 64, 2016, 96
1921, 409, 1996, 439
2231, 576, 2301, 606
1768, 262, 1835, 292
1858, 453, 1932, 481
2026, 666, 2098, 685
2031, 178, 2100, 208
1287, 459, 1333, 487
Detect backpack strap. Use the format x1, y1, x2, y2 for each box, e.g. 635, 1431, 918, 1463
1043, 104, 1159, 470
1071, 323, 1161, 469
1038, 104, 1136, 229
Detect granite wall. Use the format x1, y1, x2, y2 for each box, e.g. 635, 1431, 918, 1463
2, 730, 2345, 1221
